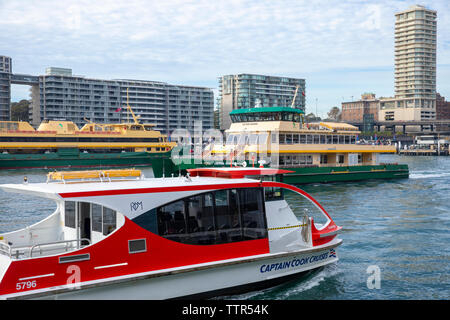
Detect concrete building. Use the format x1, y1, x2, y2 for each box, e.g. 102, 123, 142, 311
379, 5, 437, 122
218, 74, 305, 130
0, 56, 12, 121
1, 55, 214, 134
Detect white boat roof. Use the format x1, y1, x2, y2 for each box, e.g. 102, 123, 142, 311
0, 175, 260, 200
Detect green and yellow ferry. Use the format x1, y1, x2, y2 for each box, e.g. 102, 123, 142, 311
0, 105, 176, 177
174, 106, 409, 184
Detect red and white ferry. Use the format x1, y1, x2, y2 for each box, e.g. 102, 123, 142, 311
0, 167, 342, 299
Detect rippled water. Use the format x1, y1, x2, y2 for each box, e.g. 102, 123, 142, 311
0, 155, 449, 300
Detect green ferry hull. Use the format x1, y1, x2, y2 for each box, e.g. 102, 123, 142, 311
0, 149, 174, 178
280, 163, 409, 184
171, 159, 409, 184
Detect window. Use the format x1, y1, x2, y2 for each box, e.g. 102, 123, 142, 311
345, 136, 350, 144
320, 154, 328, 164
320, 135, 326, 144
129, 239, 147, 254
92, 203, 102, 232
103, 207, 117, 235
333, 135, 338, 144
144, 188, 267, 246
337, 154, 345, 164
313, 135, 320, 144
65, 201, 76, 228
299, 135, 306, 144
238, 188, 266, 240
157, 199, 186, 241
306, 135, 312, 144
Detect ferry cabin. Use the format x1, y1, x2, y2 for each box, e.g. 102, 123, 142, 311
220, 107, 396, 168
0, 120, 174, 154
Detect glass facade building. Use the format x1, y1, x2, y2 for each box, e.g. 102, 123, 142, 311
218, 74, 305, 130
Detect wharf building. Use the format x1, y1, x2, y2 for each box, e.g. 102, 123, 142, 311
218, 74, 305, 131
436, 93, 450, 120
0, 57, 214, 135
379, 5, 437, 122
341, 93, 379, 132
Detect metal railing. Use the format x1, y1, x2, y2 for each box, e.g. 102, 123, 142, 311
0, 242, 11, 258
29, 238, 91, 258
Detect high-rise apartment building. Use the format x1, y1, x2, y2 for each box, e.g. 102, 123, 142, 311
380, 5, 437, 122
218, 74, 305, 130
0, 56, 12, 120
1, 56, 214, 134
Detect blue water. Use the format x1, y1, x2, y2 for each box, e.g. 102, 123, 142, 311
0, 155, 449, 300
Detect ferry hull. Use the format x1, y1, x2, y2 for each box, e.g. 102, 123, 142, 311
281, 163, 409, 184
172, 160, 409, 184
23, 242, 340, 300
0, 150, 174, 178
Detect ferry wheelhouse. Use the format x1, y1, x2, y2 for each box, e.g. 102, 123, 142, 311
193, 107, 409, 184
0, 167, 341, 299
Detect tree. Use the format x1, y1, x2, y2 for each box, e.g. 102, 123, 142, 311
304, 113, 321, 123
327, 106, 341, 121
10, 100, 30, 122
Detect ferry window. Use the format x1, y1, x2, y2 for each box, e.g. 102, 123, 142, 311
300, 135, 306, 144
320, 135, 326, 144
265, 184, 283, 201
149, 188, 268, 246
358, 154, 362, 163
337, 154, 345, 164
292, 155, 299, 165
258, 133, 268, 145
249, 134, 259, 145
306, 155, 313, 164
286, 134, 293, 144
92, 203, 102, 232
285, 155, 292, 164
320, 154, 328, 164
239, 188, 267, 240
313, 135, 320, 144
326, 135, 332, 144
293, 134, 299, 144
345, 136, 350, 144
65, 201, 76, 228
279, 155, 285, 165
333, 135, 339, 144
186, 193, 216, 244
351, 136, 356, 144
226, 134, 235, 145
103, 207, 117, 236
279, 134, 286, 144
271, 133, 278, 143
299, 155, 306, 165
306, 135, 312, 144
157, 200, 186, 238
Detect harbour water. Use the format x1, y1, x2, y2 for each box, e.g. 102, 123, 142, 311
0, 154, 448, 300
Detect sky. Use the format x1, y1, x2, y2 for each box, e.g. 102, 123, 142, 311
1, 0, 449, 119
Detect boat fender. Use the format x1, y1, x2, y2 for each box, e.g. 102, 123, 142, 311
301, 215, 310, 243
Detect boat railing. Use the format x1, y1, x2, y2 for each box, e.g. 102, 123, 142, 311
3, 239, 91, 259
28, 239, 92, 258
0, 242, 11, 258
